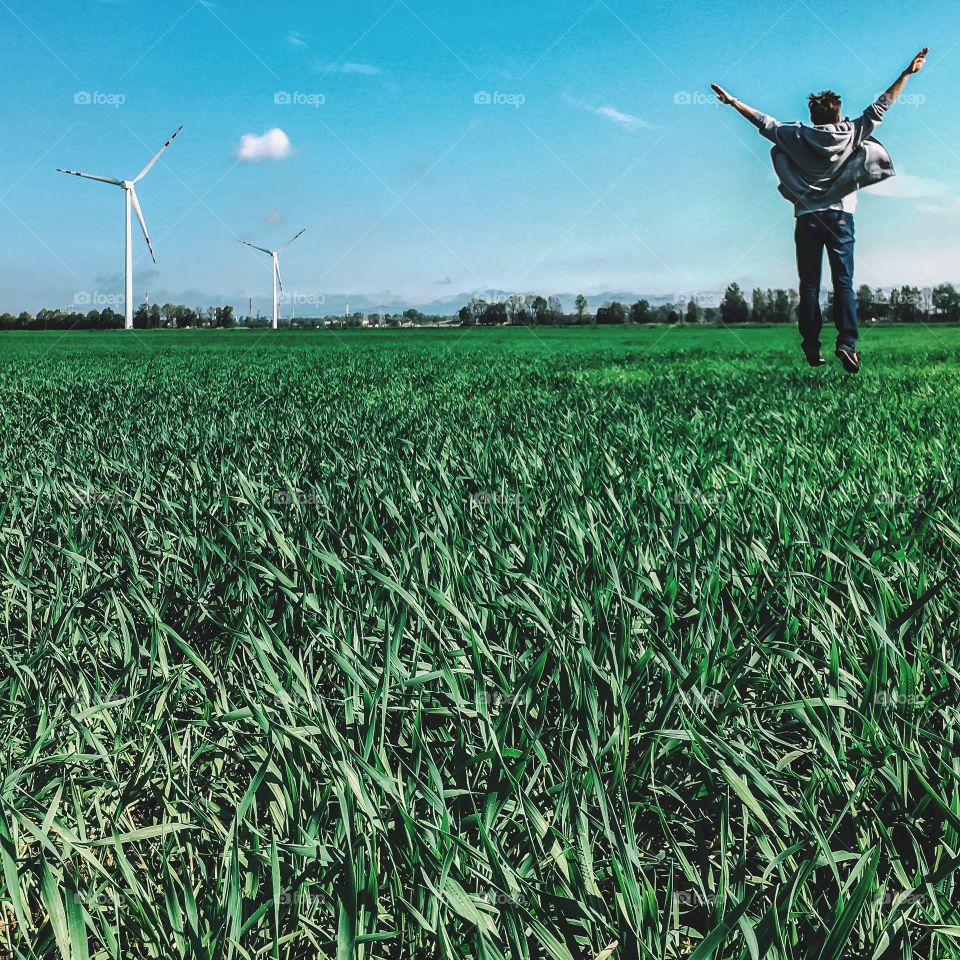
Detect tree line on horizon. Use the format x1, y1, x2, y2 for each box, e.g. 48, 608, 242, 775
456, 283, 960, 327
0, 303, 237, 331
4, 282, 960, 331
0, 304, 452, 331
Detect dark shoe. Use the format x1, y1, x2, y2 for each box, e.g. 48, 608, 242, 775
835, 347, 860, 374
805, 353, 826, 367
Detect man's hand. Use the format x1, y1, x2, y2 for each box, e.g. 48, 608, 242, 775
883, 47, 929, 104
711, 83, 735, 105
711, 84, 764, 128
906, 46, 929, 75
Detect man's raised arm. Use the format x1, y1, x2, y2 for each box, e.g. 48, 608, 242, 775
880, 47, 929, 106
851, 46, 929, 146
711, 84, 763, 128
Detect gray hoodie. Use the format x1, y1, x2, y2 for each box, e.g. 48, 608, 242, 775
756, 95, 896, 216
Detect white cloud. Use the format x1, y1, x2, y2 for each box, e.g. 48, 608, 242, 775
914, 197, 960, 215
592, 105, 650, 129
565, 95, 650, 130
322, 62, 380, 75
235, 128, 293, 162
869, 171, 952, 199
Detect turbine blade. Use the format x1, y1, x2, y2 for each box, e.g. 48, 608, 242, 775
241, 240, 274, 256
56, 169, 123, 186
133, 125, 183, 183
278, 228, 306, 253
275, 258, 284, 294
129, 188, 155, 263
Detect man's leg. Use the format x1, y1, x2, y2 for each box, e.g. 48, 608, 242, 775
795, 214, 825, 360
824, 213, 858, 353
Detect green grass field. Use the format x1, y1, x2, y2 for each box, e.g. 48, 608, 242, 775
2, 325, 960, 960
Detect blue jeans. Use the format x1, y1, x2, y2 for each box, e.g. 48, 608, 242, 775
795, 210, 858, 355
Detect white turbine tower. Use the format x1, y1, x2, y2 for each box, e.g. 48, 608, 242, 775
240, 229, 306, 329
57, 126, 182, 331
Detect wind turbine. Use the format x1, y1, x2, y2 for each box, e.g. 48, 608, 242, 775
240, 229, 306, 329
57, 126, 183, 331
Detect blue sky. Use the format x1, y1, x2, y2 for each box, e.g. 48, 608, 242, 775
0, 0, 957, 314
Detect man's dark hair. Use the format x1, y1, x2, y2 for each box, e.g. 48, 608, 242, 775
808, 90, 842, 125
